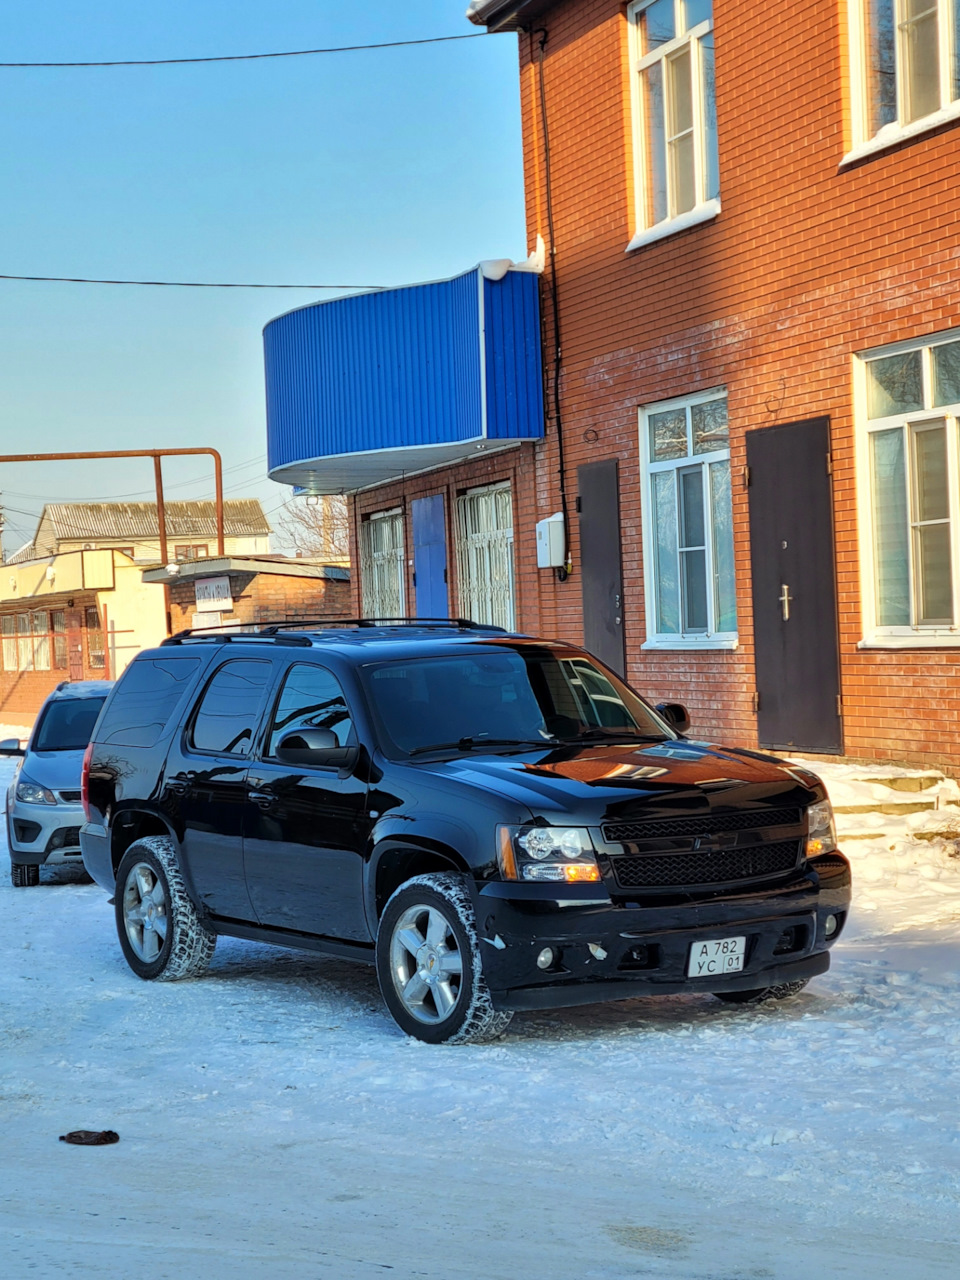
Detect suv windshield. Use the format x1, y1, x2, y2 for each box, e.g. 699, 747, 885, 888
362, 645, 673, 757
33, 697, 107, 752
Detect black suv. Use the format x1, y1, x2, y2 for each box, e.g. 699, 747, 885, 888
80, 620, 851, 1044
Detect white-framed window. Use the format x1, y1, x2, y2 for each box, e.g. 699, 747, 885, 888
456, 483, 516, 630
847, 0, 960, 157
856, 330, 960, 646
626, 0, 719, 251
639, 389, 737, 649
360, 509, 406, 620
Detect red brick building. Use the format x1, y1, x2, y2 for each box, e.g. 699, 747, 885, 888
270, 1, 960, 771
458, 0, 960, 770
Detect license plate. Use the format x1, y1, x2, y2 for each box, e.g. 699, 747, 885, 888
687, 935, 746, 978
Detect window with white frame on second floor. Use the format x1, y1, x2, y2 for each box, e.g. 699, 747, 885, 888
360, 510, 405, 620
640, 390, 737, 648
852, 0, 960, 147
860, 333, 960, 641
627, 0, 719, 247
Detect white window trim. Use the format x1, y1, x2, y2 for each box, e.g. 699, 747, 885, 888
855, 330, 960, 648
845, 0, 960, 164
625, 3, 720, 253
639, 386, 738, 651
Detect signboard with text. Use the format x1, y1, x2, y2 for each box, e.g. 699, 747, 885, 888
194, 576, 233, 613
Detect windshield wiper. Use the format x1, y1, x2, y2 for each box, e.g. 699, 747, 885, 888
572, 730, 669, 743
409, 736, 559, 757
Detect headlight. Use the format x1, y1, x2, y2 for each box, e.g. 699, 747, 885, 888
498, 826, 601, 883
806, 798, 837, 857
16, 775, 57, 805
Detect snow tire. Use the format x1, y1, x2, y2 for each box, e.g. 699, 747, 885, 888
376, 872, 514, 1046
115, 836, 216, 982
714, 978, 810, 1006
11, 861, 40, 888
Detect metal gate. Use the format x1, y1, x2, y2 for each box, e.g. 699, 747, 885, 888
455, 484, 515, 629
359, 510, 405, 619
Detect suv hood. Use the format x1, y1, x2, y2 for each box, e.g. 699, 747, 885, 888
22, 749, 87, 792
414, 739, 820, 823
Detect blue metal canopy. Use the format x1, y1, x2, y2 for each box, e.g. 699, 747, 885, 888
263, 266, 544, 494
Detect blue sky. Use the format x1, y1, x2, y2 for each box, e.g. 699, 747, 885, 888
0, 2, 525, 553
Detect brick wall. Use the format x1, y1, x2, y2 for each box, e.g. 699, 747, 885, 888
348, 0, 960, 772
168, 571, 352, 635
506, 0, 960, 769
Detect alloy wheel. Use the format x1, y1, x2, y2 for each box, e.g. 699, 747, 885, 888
388, 903, 464, 1024
121, 861, 169, 963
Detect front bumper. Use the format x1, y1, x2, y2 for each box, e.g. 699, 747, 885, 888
6, 798, 86, 866
474, 853, 851, 1012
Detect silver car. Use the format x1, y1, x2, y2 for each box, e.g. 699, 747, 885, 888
2, 680, 112, 887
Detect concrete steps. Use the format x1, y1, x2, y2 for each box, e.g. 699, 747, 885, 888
787, 757, 960, 843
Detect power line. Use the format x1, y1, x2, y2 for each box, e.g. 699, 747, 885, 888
0, 32, 488, 69
1, 454, 268, 503
0, 273, 385, 291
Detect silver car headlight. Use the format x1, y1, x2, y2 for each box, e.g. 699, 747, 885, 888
498, 825, 601, 883
16, 775, 57, 805
806, 798, 837, 857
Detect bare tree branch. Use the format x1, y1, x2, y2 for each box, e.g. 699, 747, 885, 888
275, 496, 350, 563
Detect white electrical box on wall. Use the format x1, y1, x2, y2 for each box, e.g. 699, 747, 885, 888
536, 512, 565, 569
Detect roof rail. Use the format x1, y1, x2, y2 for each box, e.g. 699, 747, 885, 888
258, 617, 506, 634
160, 616, 508, 646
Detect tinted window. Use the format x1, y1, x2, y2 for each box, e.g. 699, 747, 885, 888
191, 660, 272, 756
363, 647, 671, 755
99, 658, 202, 748
267, 664, 355, 757
33, 697, 107, 752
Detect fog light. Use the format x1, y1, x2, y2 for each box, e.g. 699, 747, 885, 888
825, 914, 838, 938
536, 947, 556, 970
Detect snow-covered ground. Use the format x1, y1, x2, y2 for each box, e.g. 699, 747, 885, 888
2, 754, 959, 1279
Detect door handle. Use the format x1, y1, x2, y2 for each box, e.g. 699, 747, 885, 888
165, 773, 190, 796
779, 584, 793, 622
248, 790, 276, 810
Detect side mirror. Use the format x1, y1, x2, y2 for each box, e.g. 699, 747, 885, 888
656, 703, 691, 734
275, 728, 359, 771
0, 738, 24, 756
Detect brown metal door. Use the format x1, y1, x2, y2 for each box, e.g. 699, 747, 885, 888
746, 418, 842, 753
66, 608, 84, 681
578, 460, 626, 676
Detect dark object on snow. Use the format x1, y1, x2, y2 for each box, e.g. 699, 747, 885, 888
59, 1130, 119, 1145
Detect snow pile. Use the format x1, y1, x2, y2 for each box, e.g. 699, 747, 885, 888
793, 756, 960, 944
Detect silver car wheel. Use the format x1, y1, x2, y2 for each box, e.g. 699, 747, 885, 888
389, 902, 464, 1025
121, 861, 169, 963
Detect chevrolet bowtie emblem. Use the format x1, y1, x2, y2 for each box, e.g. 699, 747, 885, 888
693, 832, 737, 851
